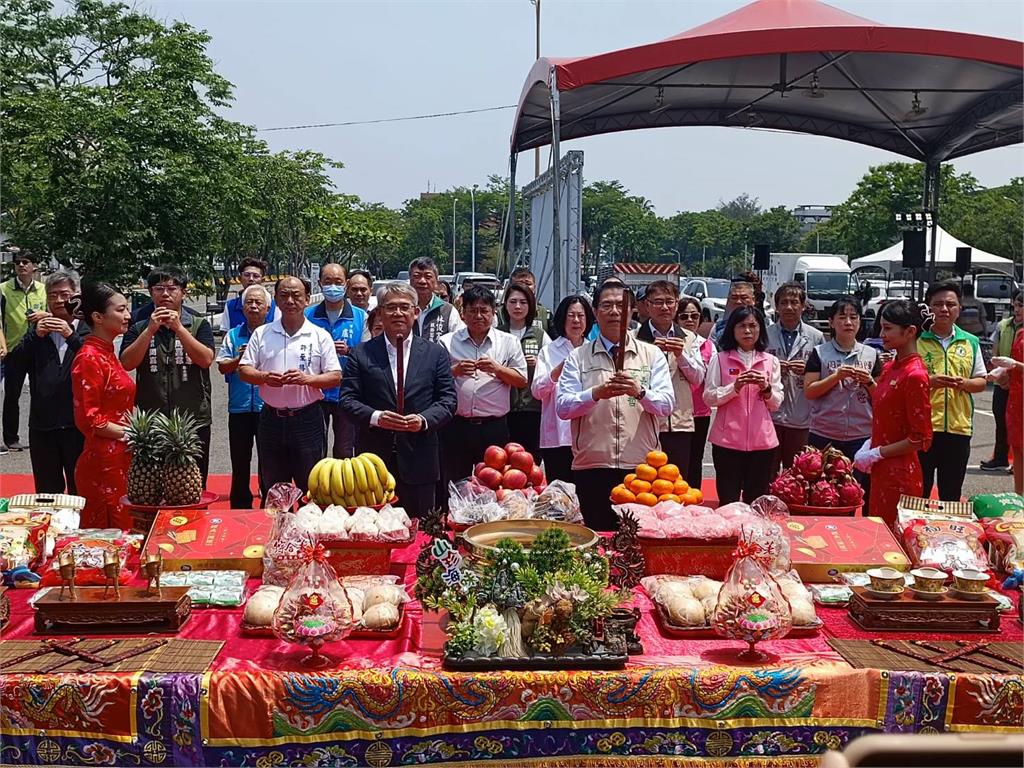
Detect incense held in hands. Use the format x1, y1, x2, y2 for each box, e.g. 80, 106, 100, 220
396, 334, 405, 413
615, 290, 631, 372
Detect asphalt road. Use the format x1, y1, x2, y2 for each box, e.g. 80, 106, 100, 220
1, 368, 1013, 501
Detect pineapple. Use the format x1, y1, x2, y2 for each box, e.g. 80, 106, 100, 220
158, 409, 204, 506
124, 409, 165, 506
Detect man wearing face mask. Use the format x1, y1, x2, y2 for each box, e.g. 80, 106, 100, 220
305, 263, 366, 458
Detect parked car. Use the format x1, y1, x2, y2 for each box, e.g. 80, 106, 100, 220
681, 277, 732, 323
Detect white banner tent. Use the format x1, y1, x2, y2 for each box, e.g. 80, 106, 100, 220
849, 226, 1016, 276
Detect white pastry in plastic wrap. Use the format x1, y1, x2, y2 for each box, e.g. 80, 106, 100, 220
788, 597, 817, 626
243, 585, 285, 627
691, 578, 722, 601
362, 602, 400, 630
363, 584, 407, 609
376, 508, 411, 541
665, 595, 705, 626
318, 506, 350, 538
292, 502, 323, 534
379, 505, 411, 528
345, 587, 365, 623
348, 516, 380, 541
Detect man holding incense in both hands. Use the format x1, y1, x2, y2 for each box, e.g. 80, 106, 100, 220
339, 283, 457, 518
556, 281, 674, 531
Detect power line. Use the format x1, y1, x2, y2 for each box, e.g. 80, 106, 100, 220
258, 104, 516, 133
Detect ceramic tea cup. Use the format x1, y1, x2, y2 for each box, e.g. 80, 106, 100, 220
866, 567, 904, 593
952, 569, 988, 594
910, 567, 947, 593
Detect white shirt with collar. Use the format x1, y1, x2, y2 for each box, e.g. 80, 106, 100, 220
239, 317, 341, 409
51, 319, 79, 364
439, 326, 528, 418
368, 334, 424, 429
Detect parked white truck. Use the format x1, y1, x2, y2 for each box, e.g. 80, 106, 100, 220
763, 253, 851, 330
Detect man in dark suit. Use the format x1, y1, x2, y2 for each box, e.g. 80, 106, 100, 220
339, 283, 457, 518
15, 270, 88, 492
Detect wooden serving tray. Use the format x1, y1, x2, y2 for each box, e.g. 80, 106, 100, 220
0, 587, 9, 630
34, 586, 192, 634
848, 586, 1001, 633
444, 645, 627, 671
653, 603, 823, 639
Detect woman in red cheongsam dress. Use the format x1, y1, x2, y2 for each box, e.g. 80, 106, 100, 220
70, 284, 135, 529
992, 326, 1024, 495
854, 301, 933, 529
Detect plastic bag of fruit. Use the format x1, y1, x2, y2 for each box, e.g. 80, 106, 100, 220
531, 480, 582, 524
712, 526, 792, 646
262, 482, 309, 587
448, 479, 501, 526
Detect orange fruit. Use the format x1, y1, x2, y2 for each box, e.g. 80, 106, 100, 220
658, 493, 681, 503
673, 479, 690, 495
629, 479, 653, 495
635, 492, 658, 507
690, 488, 704, 504
646, 450, 668, 468
635, 464, 658, 482
657, 463, 680, 481
610, 485, 637, 504
623, 473, 637, 487
651, 479, 675, 496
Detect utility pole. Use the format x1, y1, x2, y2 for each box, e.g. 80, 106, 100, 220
533, 0, 541, 178
470, 185, 478, 272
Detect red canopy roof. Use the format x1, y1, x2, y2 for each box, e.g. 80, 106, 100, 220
511, 0, 1023, 161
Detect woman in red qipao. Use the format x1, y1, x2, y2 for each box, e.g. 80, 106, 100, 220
991, 324, 1024, 495
853, 301, 933, 529
69, 283, 136, 529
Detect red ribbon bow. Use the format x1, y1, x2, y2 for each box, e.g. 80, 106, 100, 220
733, 537, 776, 567
300, 542, 327, 563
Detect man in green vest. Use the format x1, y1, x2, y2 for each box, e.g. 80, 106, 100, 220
982, 290, 1024, 472
1, 251, 48, 451
120, 266, 216, 484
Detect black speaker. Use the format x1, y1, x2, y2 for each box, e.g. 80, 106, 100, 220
955, 246, 972, 277
753, 243, 770, 270
902, 230, 926, 269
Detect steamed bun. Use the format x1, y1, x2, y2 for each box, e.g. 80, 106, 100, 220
666, 596, 705, 627
362, 602, 400, 630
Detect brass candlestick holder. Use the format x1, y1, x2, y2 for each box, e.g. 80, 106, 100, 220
142, 553, 163, 598
102, 548, 121, 599
58, 550, 77, 602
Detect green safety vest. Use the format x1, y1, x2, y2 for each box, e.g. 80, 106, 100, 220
130, 313, 213, 426
0, 278, 47, 347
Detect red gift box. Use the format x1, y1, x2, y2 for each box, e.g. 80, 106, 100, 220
144, 509, 274, 576
785, 515, 910, 582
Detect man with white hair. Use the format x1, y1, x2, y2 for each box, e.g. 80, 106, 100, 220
217, 283, 272, 508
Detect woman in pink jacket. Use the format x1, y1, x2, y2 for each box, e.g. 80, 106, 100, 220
703, 306, 783, 504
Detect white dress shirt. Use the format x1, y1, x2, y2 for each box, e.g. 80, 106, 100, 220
50, 319, 79, 364
369, 334, 422, 427
556, 335, 675, 419
531, 336, 578, 449
703, 348, 784, 409
239, 317, 341, 409
440, 326, 528, 418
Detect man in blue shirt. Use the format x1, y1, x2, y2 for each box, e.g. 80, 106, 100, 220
216, 284, 271, 508
305, 263, 367, 458
220, 258, 277, 332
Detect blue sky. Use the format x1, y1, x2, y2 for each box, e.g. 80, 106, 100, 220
147, 0, 1024, 214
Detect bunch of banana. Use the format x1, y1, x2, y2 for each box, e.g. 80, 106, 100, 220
307, 452, 397, 508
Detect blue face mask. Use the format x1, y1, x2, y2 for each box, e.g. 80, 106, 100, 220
322, 284, 346, 302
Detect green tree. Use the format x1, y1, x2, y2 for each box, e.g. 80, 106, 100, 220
581, 181, 662, 272
745, 205, 801, 253
717, 193, 762, 222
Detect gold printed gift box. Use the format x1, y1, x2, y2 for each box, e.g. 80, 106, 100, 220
785, 516, 910, 582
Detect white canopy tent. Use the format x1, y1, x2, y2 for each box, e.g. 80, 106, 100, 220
849, 226, 1016, 276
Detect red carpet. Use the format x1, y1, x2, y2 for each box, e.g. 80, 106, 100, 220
1, 474, 721, 509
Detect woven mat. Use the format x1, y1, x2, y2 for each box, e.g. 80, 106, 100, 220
0, 638, 222, 674
829, 639, 1024, 675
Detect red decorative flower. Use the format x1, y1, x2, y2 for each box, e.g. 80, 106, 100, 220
83, 743, 116, 765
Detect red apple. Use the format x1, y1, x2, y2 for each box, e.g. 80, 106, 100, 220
509, 451, 535, 474
474, 462, 485, 476
534, 482, 547, 494
528, 465, 545, 487
502, 468, 528, 489
483, 445, 508, 470
476, 466, 503, 490
495, 488, 508, 502
504, 442, 526, 456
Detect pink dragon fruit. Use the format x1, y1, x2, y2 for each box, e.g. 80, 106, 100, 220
808, 479, 841, 507
834, 474, 865, 506
792, 448, 824, 481
769, 470, 808, 506
823, 447, 854, 479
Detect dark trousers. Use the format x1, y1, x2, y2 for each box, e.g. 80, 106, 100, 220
774, 424, 809, 474
659, 431, 692, 478
228, 412, 261, 509
920, 431, 972, 501
809, 432, 871, 514
258, 404, 325, 499
28, 427, 84, 494
2, 346, 28, 445
687, 416, 711, 489
540, 446, 574, 485
441, 415, 509, 487
395, 480, 435, 520
712, 445, 775, 505
992, 386, 1009, 464
507, 410, 541, 458
321, 400, 356, 459
573, 467, 627, 531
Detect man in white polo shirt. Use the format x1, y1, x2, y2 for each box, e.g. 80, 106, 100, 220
239, 276, 341, 498
439, 284, 528, 487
